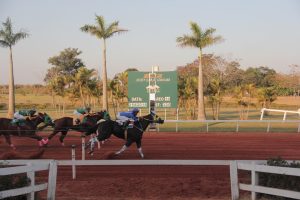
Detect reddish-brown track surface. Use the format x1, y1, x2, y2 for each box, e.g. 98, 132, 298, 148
1, 132, 300, 200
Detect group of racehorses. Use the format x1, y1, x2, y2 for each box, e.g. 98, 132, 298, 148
0, 111, 164, 158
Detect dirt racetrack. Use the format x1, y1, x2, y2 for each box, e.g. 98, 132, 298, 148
1, 132, 300, 200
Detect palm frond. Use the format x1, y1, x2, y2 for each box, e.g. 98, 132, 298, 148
80, 24, 96, 33
176, 35, 198, 48
3, 17, 13, 36
190, 21, 202, 38
82, 15, 127, 40
0, 40, 10, 47
177, 21, 223, 50
95, 15, 105, 32
212, 35, 224, 43
12, 31, 29, 45
80, 25, 103, 38
0, 29, 6, 37
104, 21, 128, 38
201, 34, 223, 48
0, 18, 28, 47
203, 28, 216, 38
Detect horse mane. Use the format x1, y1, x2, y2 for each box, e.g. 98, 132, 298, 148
139, 113, 153, 120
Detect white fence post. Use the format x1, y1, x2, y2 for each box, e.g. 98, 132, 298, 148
230, 161, 239, 200
251, 161, 259, 200
206, 122, 209, 132
283, 112, 287, 120
26, 163, 35, 200
71, 145, 76, 180
81, 136, 85, 160
47, 160, 57, 200
260, 108, 265, 120
267, 122, 270, 133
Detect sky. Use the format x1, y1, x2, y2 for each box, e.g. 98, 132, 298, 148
0, 0, 300, 84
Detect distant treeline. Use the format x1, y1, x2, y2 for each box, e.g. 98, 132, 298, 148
0, 52, 299, 120
0, 84, 49, 95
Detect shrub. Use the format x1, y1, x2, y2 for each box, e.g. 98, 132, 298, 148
0, 165, 29, 200
0, 103, 7, 109
258, 157, 300, 200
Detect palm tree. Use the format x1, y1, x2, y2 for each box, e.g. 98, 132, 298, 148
80, 15, 127, 111
73, 67, 96, 106
0, 17, 29, 118
176, 22, 222, 120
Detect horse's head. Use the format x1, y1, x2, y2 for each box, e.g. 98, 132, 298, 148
95, 110, 111, 120
151, 112, 164, 124
37, 112, 54, 125
141, 112, 164, 124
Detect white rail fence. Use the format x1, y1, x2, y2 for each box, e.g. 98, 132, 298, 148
0, 160, 57, 200
163, 119, 300, 133
2, 159, 300, 200
2, 120, 300, 133
230, 161, 300, 200
260, 108, 300, 120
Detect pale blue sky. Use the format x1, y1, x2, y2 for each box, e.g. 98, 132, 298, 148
0, 0, 300, 84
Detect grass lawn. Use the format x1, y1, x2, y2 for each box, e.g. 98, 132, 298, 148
0, 94, 299, 133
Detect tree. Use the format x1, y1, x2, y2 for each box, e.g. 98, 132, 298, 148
48, 48, 84, 76
177, 22, 223, 120
80, 15, 127, 111
44, 48, 86, 112
244, 66, 277, 87
73, 67, 97, 106
207, 78, 223, 120
257, 87, 277, 109
0, 17, 29, 118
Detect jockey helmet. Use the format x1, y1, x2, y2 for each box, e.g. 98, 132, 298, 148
131, 108, 140, 113
29, 109, 36, 116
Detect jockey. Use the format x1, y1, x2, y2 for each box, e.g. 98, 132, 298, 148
13, 109, 36, 125
73, 107, 91, 125
117, 108, 140, 128
102, 110, 111, 120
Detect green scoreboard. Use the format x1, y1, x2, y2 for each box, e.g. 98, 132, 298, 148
128, 71, 178, 108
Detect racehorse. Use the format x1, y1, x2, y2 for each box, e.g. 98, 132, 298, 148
89, 112, 164, 158
44, 111, 106, 146
0, 112, 53, 149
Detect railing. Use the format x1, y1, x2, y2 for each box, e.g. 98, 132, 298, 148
0, 119, 299, 133
162, 119, 300, 133
260, 108, 300, 120
1, 159, 300, 200
0, 160, 57, 200
230, 161, 300, 200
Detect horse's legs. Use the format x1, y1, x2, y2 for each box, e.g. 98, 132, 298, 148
3, 133, 16, 150
28, 134, 44, 147
87, 133, 100, 155
59, 130, 68, 146
136, 140, 144, 158
115, 145, 127, 155
96, 132, 101, 149
48, 129, 60, 140
115, 139, 133, 155
44, 129, 60, 145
